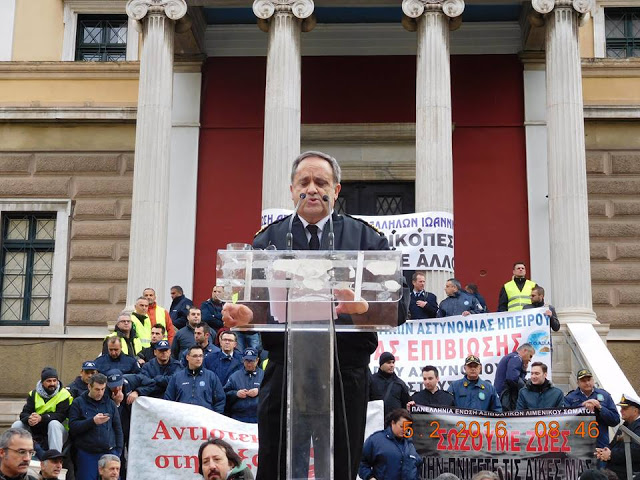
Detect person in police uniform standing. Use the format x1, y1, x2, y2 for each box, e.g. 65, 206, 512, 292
223, 151, 407, 480
564, 368, 619, 448
448, 355, 502, 412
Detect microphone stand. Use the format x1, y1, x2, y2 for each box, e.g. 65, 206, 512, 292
286, 193, 306, 251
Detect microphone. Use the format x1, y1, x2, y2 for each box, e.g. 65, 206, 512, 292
286, 193, 306, 250
322, 194, 335, 251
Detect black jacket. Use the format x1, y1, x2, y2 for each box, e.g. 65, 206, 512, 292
69, 390, 123, 455
253, 213, 407, 368
409, 290, 438, 319
607, 416, 640, 480
369, 370, 410, 416
524, 301, 560, 331
411, 388, 455, 407
19, 386, 72, 438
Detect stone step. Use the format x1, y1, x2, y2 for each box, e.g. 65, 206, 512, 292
0, 399, 24, 429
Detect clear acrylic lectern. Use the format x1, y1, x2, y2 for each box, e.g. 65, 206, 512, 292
216, 249, 403, 479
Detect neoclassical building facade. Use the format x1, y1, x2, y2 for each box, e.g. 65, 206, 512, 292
0, 0, 639, 403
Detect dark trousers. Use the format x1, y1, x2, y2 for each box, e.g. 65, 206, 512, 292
256, 361, 369, 480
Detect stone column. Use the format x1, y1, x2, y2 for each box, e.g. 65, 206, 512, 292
402, 0, 464, 297
531, 0, 597, 323
253, 0, 315, 210
125, 0, 187, 305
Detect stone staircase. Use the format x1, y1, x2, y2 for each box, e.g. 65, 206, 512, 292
0, 398, 24, 432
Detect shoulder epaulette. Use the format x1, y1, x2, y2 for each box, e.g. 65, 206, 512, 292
343, 213, 384, 236
254, 214, 291, 238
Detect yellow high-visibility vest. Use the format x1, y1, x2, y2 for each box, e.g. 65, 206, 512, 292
32, 388, 72, 414
105, 331, 143, 356
504, 279, 536, 311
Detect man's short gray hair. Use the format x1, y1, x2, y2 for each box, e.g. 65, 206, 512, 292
472, 471, 499, 480
98, 454, 121, 469
291, 151, 341, 184
447, 278, 462, 291
517, 343, 535, 354
435, 474, 461, 480
0, 428, 32, 450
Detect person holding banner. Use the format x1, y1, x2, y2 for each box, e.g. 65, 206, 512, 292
408, 365, 455, 408
564, 369, 619, 448
494, 343, 535, 411
448, 355, 502, 412
596, 392, 640, 480
358, 408, 422, 480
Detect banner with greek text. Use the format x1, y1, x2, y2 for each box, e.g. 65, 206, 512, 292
261, 209, 454, 272
408, 406, 597, 480
127, 397, 385, 479
128, 397, 259, 480
370, 307, 554, 394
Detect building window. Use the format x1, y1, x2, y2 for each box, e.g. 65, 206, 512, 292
605, 8, 640, 58
75, 14, 128, 61
1, 214, 56, 325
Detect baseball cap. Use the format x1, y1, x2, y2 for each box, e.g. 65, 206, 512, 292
243, 348, 258, 361
82, 361, 97, 371
41, 449, 65, 461
155, 339, 170, 351
576, 368, 592, 380
465, 355, 481, 365
106, 369, 124, 388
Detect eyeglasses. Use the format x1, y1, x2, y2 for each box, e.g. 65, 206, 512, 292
7, 448, 36, 457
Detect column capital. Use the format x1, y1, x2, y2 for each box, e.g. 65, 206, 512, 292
531, 0, 594, 16
253, 0, 315, 20
402, 0, 465, 19
126, 0, 187, 21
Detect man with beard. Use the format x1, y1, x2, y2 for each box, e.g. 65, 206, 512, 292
66, 361, 98, 399
38, 449, 64, 480
198, 439, 254, 480
11, 367, 71, 453
369, 352, 410, 417
140, 339, 181, 398
169, 285, 193, 330
0, 428, 38, 480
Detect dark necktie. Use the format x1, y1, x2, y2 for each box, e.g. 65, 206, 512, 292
307, 224, 320, 250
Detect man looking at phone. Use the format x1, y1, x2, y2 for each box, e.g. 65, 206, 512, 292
69, 373, 123, 480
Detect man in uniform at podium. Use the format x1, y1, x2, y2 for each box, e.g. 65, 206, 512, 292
223, 151, 406, 480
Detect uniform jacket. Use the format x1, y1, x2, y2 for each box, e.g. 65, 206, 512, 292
411, 388, 455, 407
359, 426, 423, 480
564, 387, 620, 447
606, 416, 640, 480
437, 291, 482, 318
254, 213, 407, 369
169, 294, 193, 330
94, 353, 140, 375
140, 358, 183, 398
448, 376, 502, 412
224, 367, 264, 422
369, 370, 411, 416
204, 350, 243, 386
171, 324, 197, 360
164, 367, 225, 413
68, 390, 123, 455
66, 376, 88, 399
408, 290, 438, 319
200, 298, 224, 331
494, 352, 527, 411
516, 380, 564, 410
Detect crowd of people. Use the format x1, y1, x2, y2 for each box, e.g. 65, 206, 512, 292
3, 151, 639, 480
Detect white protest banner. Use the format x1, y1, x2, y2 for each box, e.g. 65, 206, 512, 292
369, 307, 554, 394
128, 397, 259, 480
128, 397, 385, 480
261, 209, 454, 271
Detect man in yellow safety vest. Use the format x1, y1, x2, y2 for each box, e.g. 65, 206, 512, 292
11, 367, 72, 453
497, 261, 537, 312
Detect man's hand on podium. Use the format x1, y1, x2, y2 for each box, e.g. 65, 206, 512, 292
334, 288, 369, 316
222, 303, 254, 327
